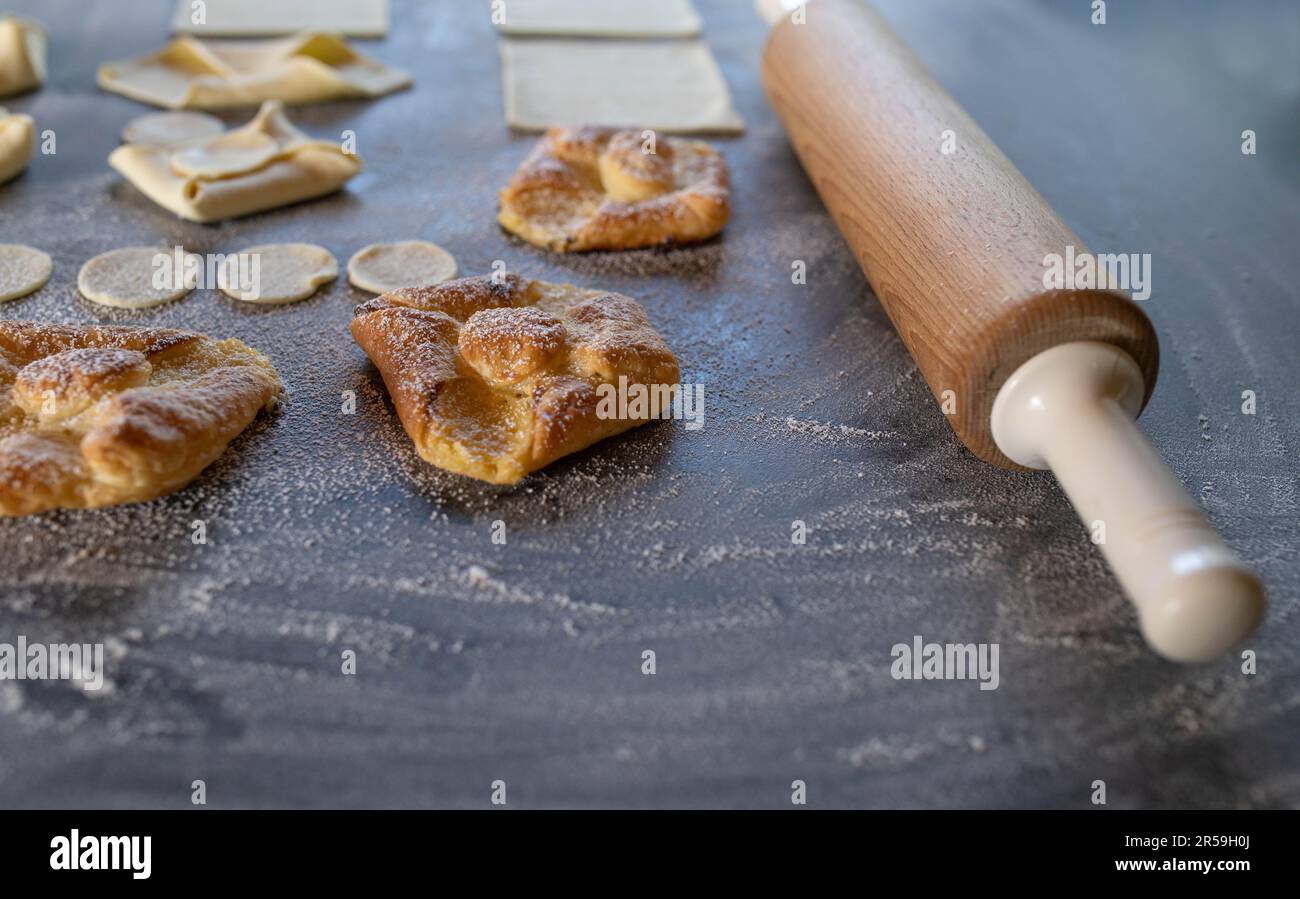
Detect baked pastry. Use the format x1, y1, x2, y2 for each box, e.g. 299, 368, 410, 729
351, 273, 680, 484
109, 100, 362, 222
498, 127, 730, 252
0, 322, 281, 516
97, 32, 411, 109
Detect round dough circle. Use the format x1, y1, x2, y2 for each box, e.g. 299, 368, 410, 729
171, 132, 278, 178
347, 241, 458, 295
78, 246, 198, 310
0, 244, 52, 303
221, 243, 338, 305
122, 111, 225, 147
0, 244, 53, 303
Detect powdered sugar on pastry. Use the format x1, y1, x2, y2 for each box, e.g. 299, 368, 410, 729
346, 241, 458, 294
0, 321, 281, 516
499, 127, 730, 252
350, 273, 680, 484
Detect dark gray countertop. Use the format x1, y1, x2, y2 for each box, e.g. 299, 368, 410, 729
0, 0, 1295, 809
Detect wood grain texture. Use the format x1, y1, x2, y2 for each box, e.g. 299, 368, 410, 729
762, 0, 1159, 468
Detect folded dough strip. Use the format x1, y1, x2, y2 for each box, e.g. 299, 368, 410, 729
0, 17, 46, 98
98, 32, 412, 109
0, 108, 35, 184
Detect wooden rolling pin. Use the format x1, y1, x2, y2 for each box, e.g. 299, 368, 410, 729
760, 0, 1263, 661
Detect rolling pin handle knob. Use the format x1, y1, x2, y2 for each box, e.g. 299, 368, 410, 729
990, 342, 1265, 662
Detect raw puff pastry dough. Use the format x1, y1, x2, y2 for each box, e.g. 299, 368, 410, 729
495, 0, 701, 38
0, 16, 46, 98
97, 32, 411, 110
0, 321, 281, 516
220, 242, 337, 304
109, 100, 362, 222
0, 106, 34, 184
0, 244, 51, 303
78, 246, 200, 310
172, 0, 390, 37
501, 38, 743, 134
122, 111, 226, 147
347, 241, 457, 294
351, 273, 680, 485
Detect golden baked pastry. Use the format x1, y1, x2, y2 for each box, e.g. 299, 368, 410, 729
0, 321, 281, 516
498, 127, 730, 252
352, 273, 680, 484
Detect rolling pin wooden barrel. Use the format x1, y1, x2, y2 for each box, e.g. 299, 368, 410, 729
760, 0, 1263, 661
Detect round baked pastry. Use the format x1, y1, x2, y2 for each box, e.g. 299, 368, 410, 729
498, 127, 730, 253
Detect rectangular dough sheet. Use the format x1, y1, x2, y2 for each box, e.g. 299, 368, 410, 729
501, 38, 743, 134
172, 0, 389, 37
496, 0, 702, 38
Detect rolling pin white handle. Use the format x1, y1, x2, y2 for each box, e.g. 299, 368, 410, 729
991, 342, 1265, 662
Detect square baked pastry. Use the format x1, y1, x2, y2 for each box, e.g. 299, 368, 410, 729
351, 273, 680, 484
0, 322, 280, 516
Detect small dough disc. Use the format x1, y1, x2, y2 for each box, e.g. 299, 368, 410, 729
346, 240, 458, 294
78, 246, 199, 309
0, 244, 52, 303
122, 111, 225, 147
170, 131, 278, 178
221, 242, 337, 304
